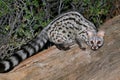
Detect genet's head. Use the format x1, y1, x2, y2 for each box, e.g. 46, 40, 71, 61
87, 30, 105, 50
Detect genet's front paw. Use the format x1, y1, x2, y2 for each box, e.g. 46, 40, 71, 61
81, 47, 86, 50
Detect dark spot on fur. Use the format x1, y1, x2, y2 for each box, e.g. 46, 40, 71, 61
69, 31, 72, 34
69, 26, 73, 29
57, 39, 61, 42
75, 27, 78, 30
63, 25, 65, 27
66, 27, 69, 29
59, 27, 62, 30
64, 23, 67, 25
51, 33, 55, 37
67, 22, 70, 24
67, 34, 70, 37
62, 30, 66, 33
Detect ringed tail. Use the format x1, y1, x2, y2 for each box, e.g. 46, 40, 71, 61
0, 29, 48, 73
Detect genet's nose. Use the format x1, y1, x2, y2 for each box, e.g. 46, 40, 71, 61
91, 46, 98, 50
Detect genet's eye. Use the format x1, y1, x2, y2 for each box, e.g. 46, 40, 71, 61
97, 41, 101, 44
90, 41, 94, 44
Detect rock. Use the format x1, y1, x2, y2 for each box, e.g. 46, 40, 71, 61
0, 15, 120, 80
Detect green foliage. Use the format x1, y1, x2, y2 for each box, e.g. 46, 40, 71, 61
0, 1, 9, 17
0, 0, 116, 50
26, 0, 39, 7
82, 0, 110, 26
0, 0, 44, 49
12, 0, 50, 39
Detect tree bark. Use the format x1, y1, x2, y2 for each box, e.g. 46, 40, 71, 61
0, 15, 120, 80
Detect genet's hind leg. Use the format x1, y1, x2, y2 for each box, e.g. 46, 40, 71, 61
56, 44, 70, 50
55, 40, 75, 50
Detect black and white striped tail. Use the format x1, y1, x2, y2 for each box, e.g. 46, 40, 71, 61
0, 29, 48, 73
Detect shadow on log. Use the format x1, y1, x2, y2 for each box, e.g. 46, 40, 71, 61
0, 15, 120, 80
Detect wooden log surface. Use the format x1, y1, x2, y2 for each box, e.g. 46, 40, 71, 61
0, 15, 120, 80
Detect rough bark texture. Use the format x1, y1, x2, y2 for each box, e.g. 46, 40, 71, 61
0, 15, 120, 80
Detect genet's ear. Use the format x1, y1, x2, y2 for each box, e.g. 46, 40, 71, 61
87, 31, 94, 37
97, 30, 105, 38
